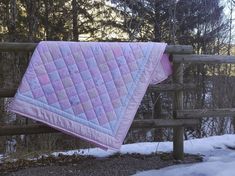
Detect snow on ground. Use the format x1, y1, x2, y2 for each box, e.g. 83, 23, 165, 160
0, 154, 5, 164
1, 134, 235, 175
52, 134, 235, 158
134, 158, 235, 176
133, 135, 235, 176
51, 134, 235, 176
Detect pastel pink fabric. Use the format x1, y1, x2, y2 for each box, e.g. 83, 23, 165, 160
9, 41, 172, 150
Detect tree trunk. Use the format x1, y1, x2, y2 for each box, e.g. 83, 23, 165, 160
153, 1, 161, 42
72, 0, 79, 41
25, 0, 38, 41
153, 93, 163, 141
7, 0, 17, 41
228, 0, 233, 55
43, 0, 49, 40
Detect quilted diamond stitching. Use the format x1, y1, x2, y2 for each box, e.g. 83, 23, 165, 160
90, 52, 117, 125
56, 43, 84, 118
18, 42, 158, 137
79, 44, 114, 130
106, 45, 133, 110
49, 43, 113, 129
35, 47, 55, 102
106, 43, 147, 133
12, 41, 170, 149
99, 45, 125, 113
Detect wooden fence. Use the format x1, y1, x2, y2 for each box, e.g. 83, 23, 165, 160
1, 42, 235, 160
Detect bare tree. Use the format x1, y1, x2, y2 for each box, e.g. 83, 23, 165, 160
72, 0, 79, 41
227, 0, 234, 55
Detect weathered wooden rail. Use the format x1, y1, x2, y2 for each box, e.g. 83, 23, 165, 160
1, 42, 235, 160
0, 42, 194, 53
0, 119, 199, 136
0, 83, 196, 97
177, 108, 235, 118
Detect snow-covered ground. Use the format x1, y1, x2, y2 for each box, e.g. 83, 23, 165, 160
51, 134, 235, 176
0, 154, 3, 160
52, 134, 235, 158
134, 154, 235, 176
1, 134, 235, 176
132, 135, 235, 176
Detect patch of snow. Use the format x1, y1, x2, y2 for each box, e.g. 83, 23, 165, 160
133, 155, 235, 176
133, 134, 235, 176
51, 134, 235, 176
1, 134, 235, 176
0, 154, 5, 163
52, 134, 235, 158
135, 161, 235, 176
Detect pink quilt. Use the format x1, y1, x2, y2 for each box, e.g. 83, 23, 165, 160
9, 41, 172, 150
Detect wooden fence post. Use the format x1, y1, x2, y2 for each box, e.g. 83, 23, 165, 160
173, 62, 184, 160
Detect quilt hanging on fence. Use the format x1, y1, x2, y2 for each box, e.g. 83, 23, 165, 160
9, 41, 172, 150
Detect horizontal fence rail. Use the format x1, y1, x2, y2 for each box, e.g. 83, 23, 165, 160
132, 119, 199, 128
173, 54, 235, 64
2, 43, 235, 64
0, 83, 196, 98
177, 108, 235, 118
0, 42, 194, 54
0, 119, 199, 136
147, 83, 196, 92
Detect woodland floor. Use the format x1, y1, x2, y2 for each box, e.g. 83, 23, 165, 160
0, 153, 202, 176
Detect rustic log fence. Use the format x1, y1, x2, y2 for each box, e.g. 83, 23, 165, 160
1, 42, 235, 160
